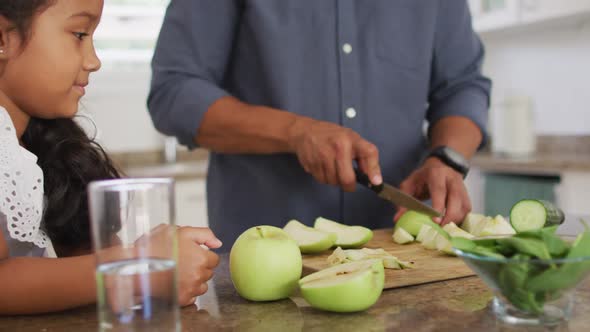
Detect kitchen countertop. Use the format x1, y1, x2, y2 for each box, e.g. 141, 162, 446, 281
114, 136, 590, 180
471, 136, 590, 175
2, 254, 590, 332
471, 152, 590, 175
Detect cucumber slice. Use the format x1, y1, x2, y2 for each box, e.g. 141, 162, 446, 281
510, 200, 565, 233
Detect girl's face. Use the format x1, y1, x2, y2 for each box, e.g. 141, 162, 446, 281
0, 0, 104, 121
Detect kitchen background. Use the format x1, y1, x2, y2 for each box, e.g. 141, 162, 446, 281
87, 0, 590, 232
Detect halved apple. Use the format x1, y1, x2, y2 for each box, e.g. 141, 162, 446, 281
392, 227, 414, 244
394, 210, 440, 236
327, 247, 413, 270
299, 259, 385, 313
283, 219, 337, 254
314, 217, 373, 249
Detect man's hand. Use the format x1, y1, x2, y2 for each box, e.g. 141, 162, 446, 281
393, 157, 471, 226
287, 117, 382, 192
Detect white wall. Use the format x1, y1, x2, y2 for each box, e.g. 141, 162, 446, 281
86, 14, 590, 152
83, 62, 165, 153
481, 21, 590, 135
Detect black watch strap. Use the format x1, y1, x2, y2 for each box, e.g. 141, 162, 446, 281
427, 146, 470, 178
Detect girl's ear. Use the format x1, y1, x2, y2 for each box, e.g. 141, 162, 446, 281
0, 15, 17, 60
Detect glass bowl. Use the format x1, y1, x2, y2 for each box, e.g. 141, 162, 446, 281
453, 237, 590, 326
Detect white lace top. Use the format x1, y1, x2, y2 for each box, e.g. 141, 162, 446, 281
0, 106, 54, 257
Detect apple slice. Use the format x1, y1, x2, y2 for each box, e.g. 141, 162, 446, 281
461, 213, 488, 235
435, 234, 454, 255
299, 259, 385, 312
283, 219, 337, 254
394, 210, 440, 236
392, 227, 414, 244
442, 222, 475, 239
479, 215, 516, 236
416, 224, 433, 243
327, 247, 413, 270
314, 217, 373, 249
421, 227, 440, 250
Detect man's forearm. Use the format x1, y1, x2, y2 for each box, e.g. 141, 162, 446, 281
429, 116, 483, 159
195, 96, 303, 154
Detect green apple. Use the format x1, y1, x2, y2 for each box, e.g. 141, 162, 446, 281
283, 219, 337, 254
230, 226, 302, 301
314, 217, 373, 249
395, 210, 442, 236
299, 259, 385, 312
392, 227, 414, 244
479, 215, 516, 236
327, 247, 413, 270
442, 222, 475, 239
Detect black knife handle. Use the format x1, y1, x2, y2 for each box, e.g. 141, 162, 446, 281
354, 167, 383, 193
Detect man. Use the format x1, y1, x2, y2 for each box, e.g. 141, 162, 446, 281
148, 0, 491, 250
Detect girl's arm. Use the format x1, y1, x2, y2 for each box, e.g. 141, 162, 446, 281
0, 249, 96, 315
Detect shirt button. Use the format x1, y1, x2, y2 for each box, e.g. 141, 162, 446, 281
342, 43, 353, 54
345, 108, 357, 119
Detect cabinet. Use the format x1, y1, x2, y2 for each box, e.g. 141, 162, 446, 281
95, 1, 169, 63
520, 0, 590, 23
469, 0, 590, 34
468, 0, 519, 32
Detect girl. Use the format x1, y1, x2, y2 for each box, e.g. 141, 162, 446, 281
0, 0, 221, 314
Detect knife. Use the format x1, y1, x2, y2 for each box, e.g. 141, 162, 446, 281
353, 167, 443, 218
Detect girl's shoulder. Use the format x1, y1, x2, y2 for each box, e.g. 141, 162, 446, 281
0, 105, 50, 250
0, 106, 15, 137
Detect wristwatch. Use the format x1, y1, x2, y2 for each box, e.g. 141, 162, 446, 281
426, 146, 470, 178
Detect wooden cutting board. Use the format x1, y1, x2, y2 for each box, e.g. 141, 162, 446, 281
302, 228, 476, 289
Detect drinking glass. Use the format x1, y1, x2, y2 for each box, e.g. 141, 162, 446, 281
88, 178, 180, 332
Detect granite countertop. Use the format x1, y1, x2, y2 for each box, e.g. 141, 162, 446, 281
113, 136, 590, 180
112, 149, 209, 180
2, 254, 590, 332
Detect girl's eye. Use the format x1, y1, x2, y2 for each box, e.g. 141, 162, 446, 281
73, 32, 89, 41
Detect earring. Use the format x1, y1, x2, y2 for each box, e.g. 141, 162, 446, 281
0, 49, 4, 54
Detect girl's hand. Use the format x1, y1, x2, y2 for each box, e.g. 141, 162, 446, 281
135, 225, 222, 306
176, 227, 221, 306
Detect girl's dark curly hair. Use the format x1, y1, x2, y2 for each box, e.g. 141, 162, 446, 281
1, 0, 121, 254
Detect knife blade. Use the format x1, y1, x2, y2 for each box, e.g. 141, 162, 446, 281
353, 167, 443, 218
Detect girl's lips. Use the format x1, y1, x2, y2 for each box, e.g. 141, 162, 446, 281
73, 85, 86, 95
